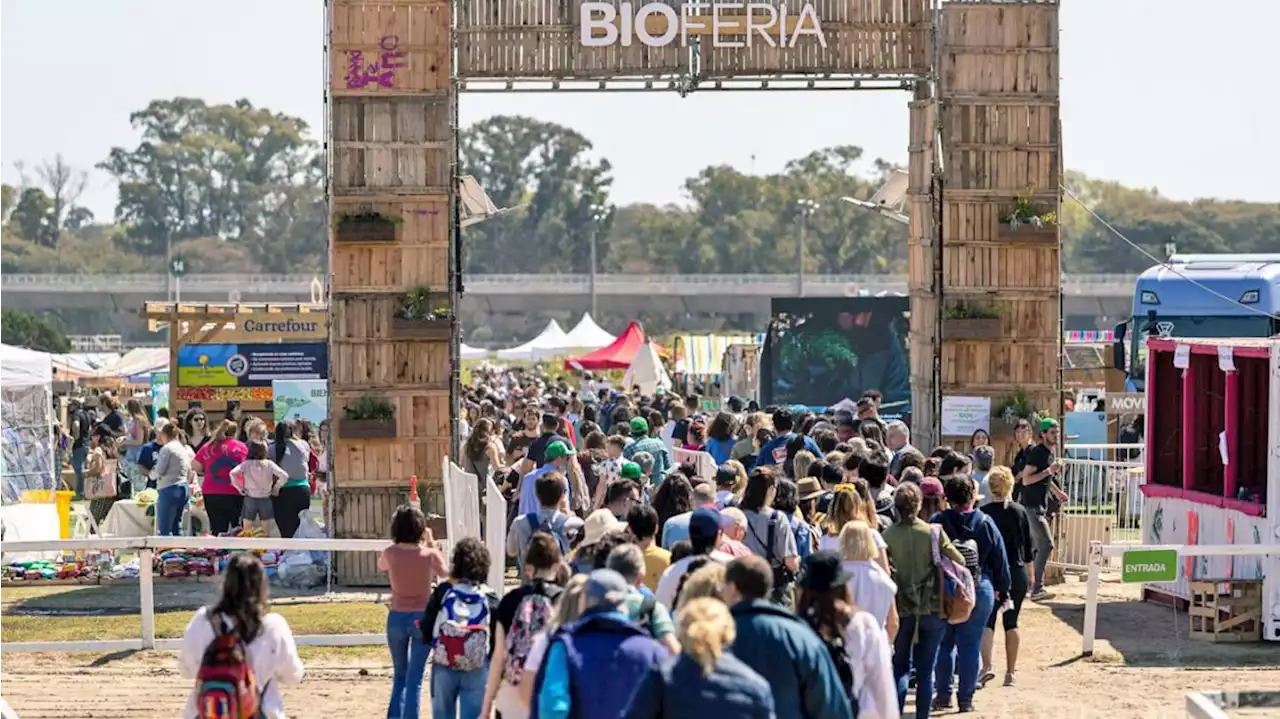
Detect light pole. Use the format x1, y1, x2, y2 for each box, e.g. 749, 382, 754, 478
588, 204, 608, 316
796, 198, 819, 297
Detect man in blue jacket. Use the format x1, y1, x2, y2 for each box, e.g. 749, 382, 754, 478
533, 569, 667, 719
723, 556, 853, 719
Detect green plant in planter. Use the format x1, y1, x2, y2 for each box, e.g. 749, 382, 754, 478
942, 303, 999, 320
343, 396, 395, 421
993, 388, 1052, 426
1002, 186, 1057, 229
394, 286, 451, 321
334, 206, 403, 225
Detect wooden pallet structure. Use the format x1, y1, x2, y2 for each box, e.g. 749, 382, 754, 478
327, 0, 457, 585
910, 1, 1064, 454
1189, 579, 1264, 643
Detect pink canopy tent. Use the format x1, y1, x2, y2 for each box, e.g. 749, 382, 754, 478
564, 321, 646, 371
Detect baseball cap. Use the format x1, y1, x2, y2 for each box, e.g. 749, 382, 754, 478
1038, 417, 1059, 433
629, 417, 649, 436
584, 568, 631, 608
544, 441, 576, 460
920, 476, 945, 499
689, 507, 727, 540
620, 462, 644, 481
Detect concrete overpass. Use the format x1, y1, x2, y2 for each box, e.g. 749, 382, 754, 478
1, 273, 1135, 333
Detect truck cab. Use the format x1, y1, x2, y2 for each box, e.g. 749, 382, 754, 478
1113, 254, 1280, 391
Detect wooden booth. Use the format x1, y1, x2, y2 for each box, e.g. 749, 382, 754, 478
143, 302, 328, 422
328, 0, 458, 585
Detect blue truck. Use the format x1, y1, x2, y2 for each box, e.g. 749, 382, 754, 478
1114, 253, 1280, 391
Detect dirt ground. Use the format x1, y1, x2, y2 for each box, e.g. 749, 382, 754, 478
2, 574, 1277, 719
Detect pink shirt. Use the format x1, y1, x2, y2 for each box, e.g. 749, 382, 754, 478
380, 545, 446, 613
195, 439, 249, 496
718, 538, 754, 558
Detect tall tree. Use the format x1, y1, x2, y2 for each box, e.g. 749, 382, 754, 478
1, 309, 71, 353
97, 98, 323, 270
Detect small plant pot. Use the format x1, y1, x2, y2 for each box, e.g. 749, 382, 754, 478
391, 317, 453, 340
338, 417, 397, 439
336, 216, 397, 243
997, 224, 1058, 244
942, 317, 1001, 341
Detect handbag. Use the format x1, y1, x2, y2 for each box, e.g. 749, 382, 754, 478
85, 459, 119, 500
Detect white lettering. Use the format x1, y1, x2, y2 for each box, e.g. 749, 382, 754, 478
580, 2, 618, 47
579, 1, 824, 49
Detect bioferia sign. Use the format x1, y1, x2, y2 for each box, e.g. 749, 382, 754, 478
580, 2, 828, 49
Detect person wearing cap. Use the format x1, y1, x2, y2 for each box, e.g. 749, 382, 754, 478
532, 569, 667, 719
654, 508, 734, 609
660, 482, 716, 550
970, 445, 996, 506
796, 549, 899, 718
517, 440, 578, 517
621, 417, 672, 487
722, 555, 854, 719
919, 475, 946, 519
1016, 417, 1068, 600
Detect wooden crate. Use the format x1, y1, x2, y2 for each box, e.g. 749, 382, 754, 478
941, 317, 1001, 341
331, 485, 446, 586
1188, 580, 1263, 643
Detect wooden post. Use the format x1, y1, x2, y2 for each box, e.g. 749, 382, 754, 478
907, 84, 938, 449
934, 1, 1062, 458
328, 0, 456, 585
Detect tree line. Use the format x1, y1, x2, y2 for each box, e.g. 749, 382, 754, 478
3, 97, 1277, 278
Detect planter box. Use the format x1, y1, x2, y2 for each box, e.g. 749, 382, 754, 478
335, 217, 397, 243
338, 417, 397, 439
390, 316, 452, 340
942, 317, 1001, 341
997, 224, 1058, 244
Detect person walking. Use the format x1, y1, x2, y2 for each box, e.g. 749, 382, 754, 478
193, 420, 249, 535
532, 569, 668, 719
929, 476, 1009, 714
380, 506, 447, 719
424, 538, 499, 719
178, 554, 304, 719
151, 422, 195, 536
67, 398, 90, 498
267, 420, 313, 538
738, 469, 800, 606
881, 483, 966, 719
621, 597, 774, 719
978, 466, 1034, 687
722, 556, 853, 719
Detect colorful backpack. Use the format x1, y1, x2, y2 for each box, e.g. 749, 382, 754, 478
930, 524, 976, 624
194, 615, 266, 719
502, 581, 562, 685
431, 584, 491, 672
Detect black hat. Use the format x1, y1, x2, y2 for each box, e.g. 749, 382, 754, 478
798, 549, 852, 591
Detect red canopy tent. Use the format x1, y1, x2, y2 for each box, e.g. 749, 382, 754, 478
564, 321, 646, 370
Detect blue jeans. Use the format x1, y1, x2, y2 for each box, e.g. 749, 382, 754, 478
387, 611, 430, 719
430, 663, 487, 719
934, 577, 996, 707
155, 484, 189, 536
71, 446, 88, 497
893, 613, 946, 719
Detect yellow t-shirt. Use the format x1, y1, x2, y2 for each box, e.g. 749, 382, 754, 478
641, 543, 671, 593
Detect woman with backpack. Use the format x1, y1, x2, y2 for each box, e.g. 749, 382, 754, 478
178, 553, 304, 719
480, 533, 564, 719
423, 538, 499, 719
380, 506, 447, 719
796, 550, 899, 719
927, 475, 1010, 714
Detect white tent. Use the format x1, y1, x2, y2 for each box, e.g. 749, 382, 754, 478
622, 341, 672, 397
563, 313, 616, 351
460, 343, 487, 361
1, 345, 57, 503
496, 320, 572, 361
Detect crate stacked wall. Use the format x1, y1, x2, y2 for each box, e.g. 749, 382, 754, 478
935, 1, 1063, 458
328, 0, 457, 585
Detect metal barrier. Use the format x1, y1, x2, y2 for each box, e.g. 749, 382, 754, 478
0, 536, 392, 653
1052, 456, 1145, 571
1186, 691, 1280, 719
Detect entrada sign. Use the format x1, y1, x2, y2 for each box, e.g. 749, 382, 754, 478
580, 2, 827, 48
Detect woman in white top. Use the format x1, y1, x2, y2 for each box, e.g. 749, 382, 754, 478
838, 520, 899, 639
179, 554, 304, 719
797, 550, 899, 719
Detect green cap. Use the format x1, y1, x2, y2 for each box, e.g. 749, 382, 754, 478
620, 462, 644, 480
544, 440, 576, 460
629, 417, 649, 436
1038, 417, 1059, 433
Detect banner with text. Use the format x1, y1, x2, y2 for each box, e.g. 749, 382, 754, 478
178, 343, 327, 388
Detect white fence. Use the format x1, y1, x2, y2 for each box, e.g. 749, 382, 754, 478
1049, 444, 1145, 572
1081, 540, 1279, 657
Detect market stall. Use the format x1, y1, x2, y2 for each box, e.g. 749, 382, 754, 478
495, 320, 572, 361
1, 344, 57, 504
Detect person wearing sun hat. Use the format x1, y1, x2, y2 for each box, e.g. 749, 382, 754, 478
622, 416, 673, 487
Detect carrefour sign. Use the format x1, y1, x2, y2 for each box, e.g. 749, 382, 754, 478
580, 2, 828, 48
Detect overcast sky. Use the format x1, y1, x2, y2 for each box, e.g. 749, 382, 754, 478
2, 0, 1276, 222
